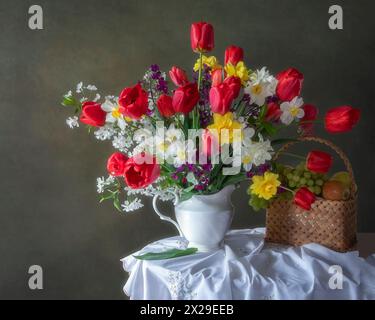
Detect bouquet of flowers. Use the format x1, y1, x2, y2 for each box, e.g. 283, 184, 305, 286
60, 22, 360, 213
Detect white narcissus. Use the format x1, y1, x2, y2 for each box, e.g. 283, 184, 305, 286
244, 67, 277, 106
166, 139, 196, 167
101, 100, 127, 130
241, 134, 273, 171
280, 96, 305, 125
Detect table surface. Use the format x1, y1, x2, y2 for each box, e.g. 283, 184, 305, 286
122, 229, 375, 300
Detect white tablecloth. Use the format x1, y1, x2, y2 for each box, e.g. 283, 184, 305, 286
122, 228, 375, 300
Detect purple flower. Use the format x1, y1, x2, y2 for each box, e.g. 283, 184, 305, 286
151, 71, 161, 80
201, 164, 212, 171
246, 171, 255, 178
176, 165, 185, 173
150, 64, 159, 72
156, 78, 168, 94
266, 95, 278, 103
242, 94, 251, 103
257, 163, 271, 175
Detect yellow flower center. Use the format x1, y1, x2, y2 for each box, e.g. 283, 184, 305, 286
157, 142, 168, 152
290, 106, 299, 117
242, 155, 252, 165
111, 108, 121, 119
252, 84, 262, 95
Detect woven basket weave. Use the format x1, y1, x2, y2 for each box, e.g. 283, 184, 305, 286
265, 136, 357, 252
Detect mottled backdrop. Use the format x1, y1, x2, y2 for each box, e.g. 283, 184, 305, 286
0, 0, 374, 299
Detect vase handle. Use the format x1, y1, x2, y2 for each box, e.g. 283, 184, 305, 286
152, 191, 184, 237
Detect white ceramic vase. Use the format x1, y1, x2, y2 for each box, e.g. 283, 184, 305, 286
152, 185, 235, 252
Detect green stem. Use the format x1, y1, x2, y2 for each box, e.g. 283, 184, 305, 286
198, 52, 203, 91
175, 115, 187, 137
279, 185, 295, 194
237, 102, 245, 117
192, 52, 203, 129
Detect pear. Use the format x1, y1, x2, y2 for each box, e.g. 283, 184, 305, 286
322, 181, 350, 200
330, 171, 351, 189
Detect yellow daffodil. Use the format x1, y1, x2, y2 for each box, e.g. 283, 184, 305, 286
250, 172, 281, 200
194, 55, 221, 72
224, 61, 249, 85
207, 112, 242, 144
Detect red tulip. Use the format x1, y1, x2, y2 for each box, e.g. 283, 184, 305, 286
169, 66, 189, 87
107, 152, 128, 177
294, 187, 316, 210
118, 83, 149, 120
123, 153, 160, 189
79, 101, 106, 127
325, 106, 360, 133
211, 68, 223, 87
224, 45, 244, 65
209, 76, 241, 115
190, 22, 214, 53
172, 82, 200, 114
300, 104, 318, 135
306, 150, 333, 174
276, 68, 303, 102
157, 94, 175, 117
265, 102, 282, 122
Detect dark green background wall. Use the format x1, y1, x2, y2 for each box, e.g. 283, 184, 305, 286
0, 0, 374, 299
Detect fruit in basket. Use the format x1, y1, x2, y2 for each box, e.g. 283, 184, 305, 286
322, 180, 350, 200
277, 161, 329, 196
330, 171, 351, 189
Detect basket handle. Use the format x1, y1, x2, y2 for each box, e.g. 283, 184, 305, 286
273, 136, 357, 196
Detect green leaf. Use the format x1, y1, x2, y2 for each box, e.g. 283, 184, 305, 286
180, 193, 194, 202
113, 196, 122, 212
133, 247, 198, 260
259, 104, 267, 120
262, 122, 278, 136
249, 194, 269, 211
61, 95, 79, 107
183, 185, 195, 193
221, 173, 248, 188
99, 193, 115, 203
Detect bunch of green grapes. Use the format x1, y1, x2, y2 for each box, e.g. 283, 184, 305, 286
280, 162, 328, 196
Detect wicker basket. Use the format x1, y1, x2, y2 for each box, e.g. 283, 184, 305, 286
265, 136, 357, 252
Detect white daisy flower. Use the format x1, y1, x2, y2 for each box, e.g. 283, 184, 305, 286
280, 96, 305, 125
245, 67, 277, 106
66, 116, 79, 129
